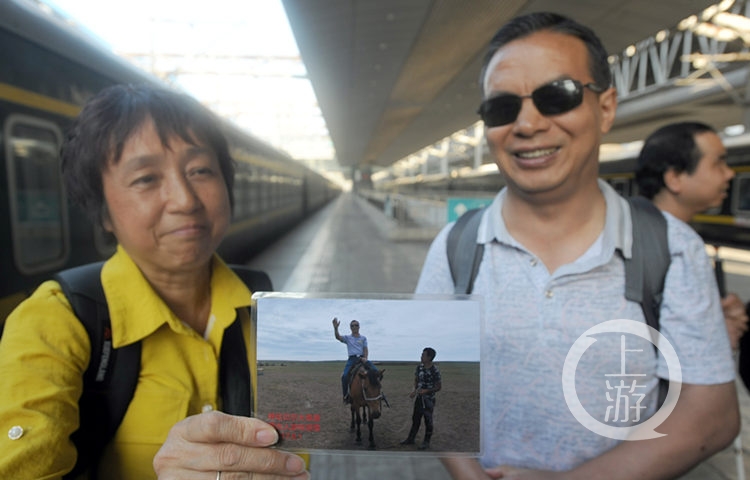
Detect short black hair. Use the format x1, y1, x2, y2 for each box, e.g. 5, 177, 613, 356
423, 347, 436, 361
60, 83, 234, 227
635, 122, 716, 199
479, 12, 611, 96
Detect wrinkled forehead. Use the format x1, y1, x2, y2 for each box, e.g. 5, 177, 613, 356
483, 31, 591, 96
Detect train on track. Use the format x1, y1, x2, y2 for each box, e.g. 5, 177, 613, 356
373, 132, 750, 250
0, 0, 339, 326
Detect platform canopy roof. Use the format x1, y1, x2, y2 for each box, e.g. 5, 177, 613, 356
282, 0, 734, 169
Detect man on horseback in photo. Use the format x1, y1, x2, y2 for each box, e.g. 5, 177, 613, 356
332, 317, 378, 403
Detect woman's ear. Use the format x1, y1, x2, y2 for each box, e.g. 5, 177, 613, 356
101, 204, 114, 233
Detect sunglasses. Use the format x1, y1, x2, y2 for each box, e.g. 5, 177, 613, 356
477, 79, 605, 127
351, 324, 360, 327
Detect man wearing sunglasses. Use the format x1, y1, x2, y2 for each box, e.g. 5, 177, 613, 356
416, 11, 739, 480
332, 317, 377, 403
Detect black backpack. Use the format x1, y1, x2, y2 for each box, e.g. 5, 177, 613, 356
53, 262, 272, 479
447, 196, 672, 405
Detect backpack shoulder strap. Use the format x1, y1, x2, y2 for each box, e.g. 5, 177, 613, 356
624, 196, 671, 333
447, 207, 485, 294
54, 262, 141, 480
220, 266, 273, 417
625, 197, 671, 408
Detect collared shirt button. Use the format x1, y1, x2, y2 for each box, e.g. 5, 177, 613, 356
545, 290, 554, 298
202, 404, 214, 413
8, 426, 23, 440
530, 258, 538, 266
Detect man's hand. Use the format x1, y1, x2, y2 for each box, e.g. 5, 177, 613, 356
332, 317, 340, 329
722, 293, 748, 350
153, 411, 309, 479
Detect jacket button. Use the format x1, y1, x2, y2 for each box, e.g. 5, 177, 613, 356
8, 426, 23, 440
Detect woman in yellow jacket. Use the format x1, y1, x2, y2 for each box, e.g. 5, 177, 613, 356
0, 84, 308, 480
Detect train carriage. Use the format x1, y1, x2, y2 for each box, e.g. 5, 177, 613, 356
0, 0, 338, 328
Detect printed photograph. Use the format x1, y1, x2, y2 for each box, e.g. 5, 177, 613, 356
253, 293, 482, 455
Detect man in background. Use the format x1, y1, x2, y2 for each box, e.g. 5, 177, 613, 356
635, 121, 748, 349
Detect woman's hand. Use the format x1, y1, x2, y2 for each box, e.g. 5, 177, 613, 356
153, 411, 308, 479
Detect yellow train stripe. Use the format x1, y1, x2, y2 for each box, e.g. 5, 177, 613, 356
0, 83, 81, 118
693, 214, 737, 226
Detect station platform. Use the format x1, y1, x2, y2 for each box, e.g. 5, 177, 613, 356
246, 192, 750, 480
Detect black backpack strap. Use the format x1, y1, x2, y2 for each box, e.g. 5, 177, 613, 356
624, 197, 670, 333
447, 208, 486, 294
625, 197, 671, 408
55, 262, 270, 476
54, 262, 141, 480
220, 318, 253, 416
222, 266, 273, 417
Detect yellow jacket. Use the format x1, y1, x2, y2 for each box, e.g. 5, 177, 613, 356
0, 246, 257, 479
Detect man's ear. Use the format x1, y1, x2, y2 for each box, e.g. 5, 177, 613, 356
598, 87, 618, 135
663, 168, 684, 194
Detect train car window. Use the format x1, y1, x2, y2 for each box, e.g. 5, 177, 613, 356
5, 114, 69, 274
237, 173, 251, 220
608, 178, 631, 197
732, 173, 750, 213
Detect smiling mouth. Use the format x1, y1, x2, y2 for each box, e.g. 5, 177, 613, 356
515, 147, 558, 159
170, 225, 207, 236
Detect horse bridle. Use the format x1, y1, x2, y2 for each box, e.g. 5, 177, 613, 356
362, 385, 384, 402
361, 384, 391, 408
356, 365, 391, 407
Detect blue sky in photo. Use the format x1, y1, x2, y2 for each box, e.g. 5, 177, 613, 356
255, 293, 482, 362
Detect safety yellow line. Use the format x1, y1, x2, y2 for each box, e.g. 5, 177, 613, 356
0, 83, 80, 118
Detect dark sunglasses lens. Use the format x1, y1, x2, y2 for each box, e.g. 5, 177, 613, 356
479, 95, 522, 127
532, 81, 582, 115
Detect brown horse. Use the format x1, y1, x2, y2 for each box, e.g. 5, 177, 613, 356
349, 365, 386, 449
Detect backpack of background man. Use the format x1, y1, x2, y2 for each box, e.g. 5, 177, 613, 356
53, 262, 271, 479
